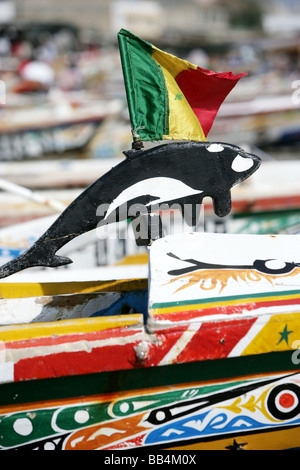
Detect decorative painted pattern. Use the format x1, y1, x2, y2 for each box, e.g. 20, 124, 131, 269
149, 234, 300, 310
1, 232, 300, 450
1, 371, 300, 450
0, 233, 300, 386
145, 232, 300, 364
1, 308, 300, 385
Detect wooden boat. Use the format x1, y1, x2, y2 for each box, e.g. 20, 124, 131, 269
0, 156, 122, 190
210, 94, 300, 147
206, 158, 300, 235
1, 232, 300, 451
0, 96, 122, 161
0, 29, 300, 452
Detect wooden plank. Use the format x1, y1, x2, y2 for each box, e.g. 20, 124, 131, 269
0, 314, 145, 384
0, 288, 148, 325
0, 158, 120, 189
0, 278, 148, 298
0, 314, 143, 342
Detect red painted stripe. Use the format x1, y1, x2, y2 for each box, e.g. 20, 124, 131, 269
176, 317, 257, 363
13, 329, 188, 380
12, 317, 256, 380
14, 343, 140, 381
6, 326, 140, 350
144, 327, 192, 367
233, 196, 300, 212
153, 296, 300, 322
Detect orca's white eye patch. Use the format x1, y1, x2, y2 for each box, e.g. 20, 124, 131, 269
231, 154, 254, 172
207, 144, 224, 152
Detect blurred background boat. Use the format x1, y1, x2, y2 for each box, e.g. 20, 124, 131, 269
0, 95, 122, 160
211, 94, 300, 147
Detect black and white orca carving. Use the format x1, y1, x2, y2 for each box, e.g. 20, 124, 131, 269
0, 141, 261, 278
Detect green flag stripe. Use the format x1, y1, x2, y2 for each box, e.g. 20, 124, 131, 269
118, 29, 169, 141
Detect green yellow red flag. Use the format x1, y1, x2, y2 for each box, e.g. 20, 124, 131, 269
118, 29, 246, 143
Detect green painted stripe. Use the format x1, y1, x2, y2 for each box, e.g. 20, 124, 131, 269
0, 351, 298, 407
118, 29, 168, 141
151, 289, 300, 310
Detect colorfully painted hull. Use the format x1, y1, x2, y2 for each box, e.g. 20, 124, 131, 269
1, 349, 299, 450
1, 232, 300, 450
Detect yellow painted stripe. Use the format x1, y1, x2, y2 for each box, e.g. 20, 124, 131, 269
0, 278, 148, 299
0, 314, 143, 342
150, 292, 300, 316
115, 253, 148, 265
242, 313, 300, 356
152, 48, 206, 142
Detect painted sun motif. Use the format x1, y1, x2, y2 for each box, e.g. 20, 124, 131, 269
166, 256, 300, 294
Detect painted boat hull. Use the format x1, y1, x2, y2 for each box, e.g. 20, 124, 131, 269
0, 97, 122, 161
1, 232, 300, 450
1, 349, 299, 450
210, 94, 300, 146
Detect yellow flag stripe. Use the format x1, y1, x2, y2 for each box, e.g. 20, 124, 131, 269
152, 48, 206, 142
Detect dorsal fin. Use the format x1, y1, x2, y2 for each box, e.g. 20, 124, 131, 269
123, 149, 141, 159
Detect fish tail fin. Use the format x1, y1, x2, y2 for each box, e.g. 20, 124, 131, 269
0, 246, 73, 279
48, 255, 73, 268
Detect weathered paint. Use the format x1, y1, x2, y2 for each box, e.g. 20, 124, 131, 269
0, 289, 148, 325
0, 277, 148, 325
0, 315, 145, 384
209, 95, 300, 146
0, 300, 299, 383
